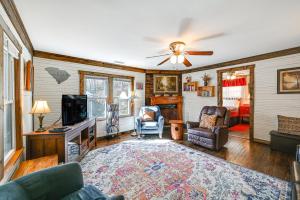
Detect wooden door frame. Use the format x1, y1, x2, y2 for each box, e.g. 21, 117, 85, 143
217, 65, 255, 141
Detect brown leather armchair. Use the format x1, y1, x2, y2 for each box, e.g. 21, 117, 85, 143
187, 106, 230, 151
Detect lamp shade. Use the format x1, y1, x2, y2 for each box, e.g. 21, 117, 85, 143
31, 100, 51, 114
119, 91, 128, 99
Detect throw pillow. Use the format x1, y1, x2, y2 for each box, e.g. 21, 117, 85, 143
142, 111, 155, 122
200, 114, 217, 129
278, 115, 300, 135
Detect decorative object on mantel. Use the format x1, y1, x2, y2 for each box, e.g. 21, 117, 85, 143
277, 67, 300, 94
197, 86, 215, 97
201, 73, 211, 86
31, 100, 51, 132
136, 82, 143, 90
45, 67, 70, 84
153, 75, 178, 93
183, 81, 198, 92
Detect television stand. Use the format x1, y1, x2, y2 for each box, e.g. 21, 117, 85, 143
24, 118, 96, 163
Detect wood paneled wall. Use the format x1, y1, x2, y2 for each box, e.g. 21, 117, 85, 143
145, 73, 182, 105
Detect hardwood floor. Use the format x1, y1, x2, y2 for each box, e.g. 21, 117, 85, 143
96, 130, 294, 181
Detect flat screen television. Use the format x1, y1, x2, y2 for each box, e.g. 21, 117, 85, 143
62, 95, 87, 126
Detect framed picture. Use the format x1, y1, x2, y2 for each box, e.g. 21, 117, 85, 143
277, 67, 300, 94
153, 75, 178, 93
136, 82, 143, 90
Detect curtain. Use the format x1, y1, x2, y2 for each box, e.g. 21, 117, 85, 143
222, 77, 247, 87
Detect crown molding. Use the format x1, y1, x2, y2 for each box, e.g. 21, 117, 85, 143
34, 50, 146, 73
144, 70, 182, 74
182, 46, 300, 74
0, 0, 34, 54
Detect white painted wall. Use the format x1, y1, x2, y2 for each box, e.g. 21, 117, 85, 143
183, 53, 300, 141
33, 57, 145, 137
0, 5, 33, 135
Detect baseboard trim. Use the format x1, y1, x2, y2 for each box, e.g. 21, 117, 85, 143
253, 138, 270, 145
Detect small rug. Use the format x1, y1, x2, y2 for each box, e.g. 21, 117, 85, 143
229, 124, 250, 133
80, 140, 292, 200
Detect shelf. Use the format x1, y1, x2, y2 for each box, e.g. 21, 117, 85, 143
183, 81, 198, 92
197, 86, 215, 97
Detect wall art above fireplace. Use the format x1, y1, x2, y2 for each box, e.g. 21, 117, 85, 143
153, 75, 178, 93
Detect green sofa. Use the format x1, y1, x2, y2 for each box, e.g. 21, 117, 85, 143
0, 162, 124, 200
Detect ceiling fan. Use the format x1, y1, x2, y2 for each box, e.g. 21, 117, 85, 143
146, 41, 213, 67
144, 18, 224, 67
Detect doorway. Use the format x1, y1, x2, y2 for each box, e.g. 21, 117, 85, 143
217, 65, 254, 141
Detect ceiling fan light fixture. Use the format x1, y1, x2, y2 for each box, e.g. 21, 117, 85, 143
178, 44, 185, 52
170, 55, 177, 64
177, 54, 185, 64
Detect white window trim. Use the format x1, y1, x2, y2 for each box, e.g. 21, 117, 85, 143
3, 34, 18, 164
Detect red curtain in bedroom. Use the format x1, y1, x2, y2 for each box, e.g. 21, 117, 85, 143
222, 77, 247, 87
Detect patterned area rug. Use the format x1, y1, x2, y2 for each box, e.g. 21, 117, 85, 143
80, 139, 292, 200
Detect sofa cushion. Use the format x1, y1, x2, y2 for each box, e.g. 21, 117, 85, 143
278, 115, 300, 136
62, 185, 124, 200
142, 121, 158, 130
200, 114, 217, 129
188, 127, 215, 139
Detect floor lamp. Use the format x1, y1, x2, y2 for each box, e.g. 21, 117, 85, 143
130, 91, 139, 136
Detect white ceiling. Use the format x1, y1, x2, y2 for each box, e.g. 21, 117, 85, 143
15, 0, 300, 70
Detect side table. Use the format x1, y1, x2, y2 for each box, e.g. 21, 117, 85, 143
169, 120, 184, 140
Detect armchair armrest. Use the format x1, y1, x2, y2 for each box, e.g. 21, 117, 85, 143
212, 126, 228, 134
186, 121, 199, 129
158, 116, 164, 129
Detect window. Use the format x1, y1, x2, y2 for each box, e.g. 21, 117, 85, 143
85, 76, 108, 119
80, 71, 134, 119
3, 35, 18, 163
113, 78, 132, 116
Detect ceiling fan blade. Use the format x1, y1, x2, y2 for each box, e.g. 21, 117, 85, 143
191, 33, 225, 43
146, 53, 170, 59
157, 57, 170, 66
178, 17, 193, 37
183, 58, 192, 67
186, 51, 213, 56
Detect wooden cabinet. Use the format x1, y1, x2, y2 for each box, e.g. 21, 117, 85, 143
24, 118, 96, 163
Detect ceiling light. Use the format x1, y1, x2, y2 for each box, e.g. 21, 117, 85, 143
177, 54, 185, 64
178, 44, 185, 52
170, 55, 177, 64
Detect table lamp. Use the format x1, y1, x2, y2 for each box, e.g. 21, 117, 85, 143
31, 100, 51, 132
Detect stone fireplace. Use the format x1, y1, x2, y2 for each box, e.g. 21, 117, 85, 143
150, 96, 183, 125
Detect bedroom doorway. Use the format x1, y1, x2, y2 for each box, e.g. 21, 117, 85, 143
217, 65, 255, 141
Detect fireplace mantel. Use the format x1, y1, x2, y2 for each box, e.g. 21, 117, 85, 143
150, 96, 183, 123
